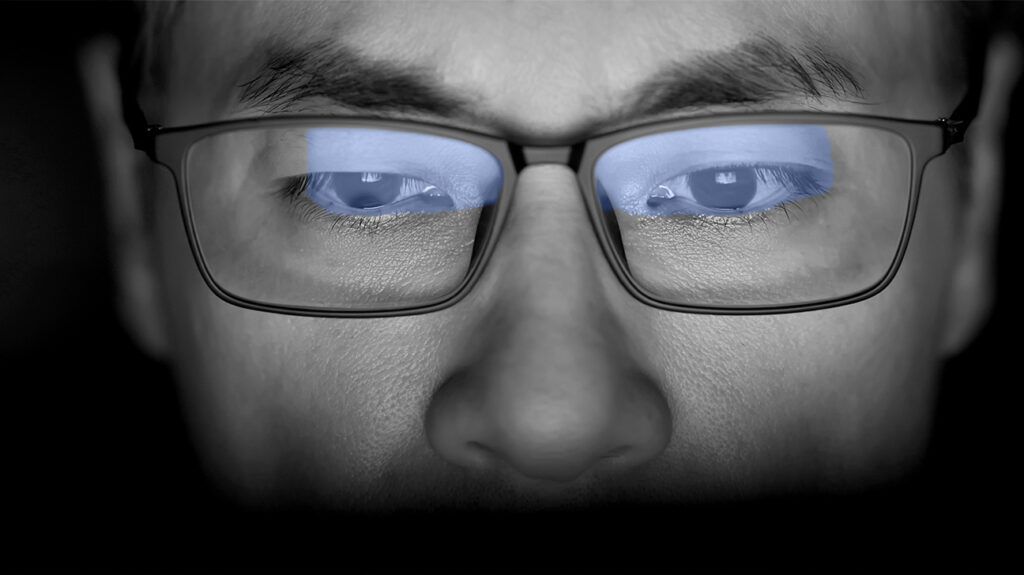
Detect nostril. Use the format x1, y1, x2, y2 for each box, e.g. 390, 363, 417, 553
601, 445, 632, 460
464, 441, 501, 467
465, 440, 629, 480
466, 440, 493, 455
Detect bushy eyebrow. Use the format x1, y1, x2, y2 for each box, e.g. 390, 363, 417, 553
236, 40, 473, 117
235, 35, 865, 133
622, 36, 865, 120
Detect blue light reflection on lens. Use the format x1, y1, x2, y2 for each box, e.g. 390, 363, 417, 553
594, 125, 835, 216
304, 128, 503, 215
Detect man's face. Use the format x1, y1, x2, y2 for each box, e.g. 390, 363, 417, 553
135, 0, 976, 509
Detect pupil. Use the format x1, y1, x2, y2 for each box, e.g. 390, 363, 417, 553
689, 167, 757, 209
333, 172, 403, 208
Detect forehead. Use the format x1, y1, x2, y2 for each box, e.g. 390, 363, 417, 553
146, 0, 962, 134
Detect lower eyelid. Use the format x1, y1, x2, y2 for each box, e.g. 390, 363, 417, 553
287, 192, 408, 234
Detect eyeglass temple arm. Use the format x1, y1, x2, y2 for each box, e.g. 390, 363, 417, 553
119, 45, 160, 161
123, 97, 160, 161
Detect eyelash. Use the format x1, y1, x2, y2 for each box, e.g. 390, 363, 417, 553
689, 164, 828, 196
669, 163, 830, 227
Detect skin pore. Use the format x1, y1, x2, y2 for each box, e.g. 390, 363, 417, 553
89, 0, 999, 510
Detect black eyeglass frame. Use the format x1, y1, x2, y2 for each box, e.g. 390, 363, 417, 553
126, 93, 976, 318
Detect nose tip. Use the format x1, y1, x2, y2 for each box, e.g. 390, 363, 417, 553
425, 370, 672, 483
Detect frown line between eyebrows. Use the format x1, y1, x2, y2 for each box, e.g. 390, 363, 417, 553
232, 34, 868, 138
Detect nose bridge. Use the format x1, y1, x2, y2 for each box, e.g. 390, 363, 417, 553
483, 162, 607, 310
466, 160, 635, 385
423, 163, 672, 484
516, 145, 578, 169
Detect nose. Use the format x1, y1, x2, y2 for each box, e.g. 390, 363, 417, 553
425, 165, 672, 483
426, 353, 672, 483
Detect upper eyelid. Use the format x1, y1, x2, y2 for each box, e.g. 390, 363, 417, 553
294, 151, 496, 196
300, 169, 457, 200
673, 164, 831, 196
607, 162, 830, 209
293, 171, 491, 214
673, 161, 821, 177
611, 160, 824, 201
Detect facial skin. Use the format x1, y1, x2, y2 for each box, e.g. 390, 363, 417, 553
81, 0, 1009, 510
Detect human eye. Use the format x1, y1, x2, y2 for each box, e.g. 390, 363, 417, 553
276, 171, 456, 228
644, 163, 832, 219
594, 124, 840, 228
260, 127, 503, 231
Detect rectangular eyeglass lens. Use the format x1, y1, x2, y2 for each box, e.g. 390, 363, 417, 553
594, 123, 913, 307
186, 126, 504, 309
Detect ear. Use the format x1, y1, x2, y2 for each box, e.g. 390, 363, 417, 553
941, 34, 1022, 356
78, 36, 170, 359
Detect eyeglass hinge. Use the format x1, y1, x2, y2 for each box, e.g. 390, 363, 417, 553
938, 118, 966, 149
133, 124, 162, 159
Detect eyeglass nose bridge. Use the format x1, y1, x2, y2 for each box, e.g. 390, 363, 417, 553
511, 144, 587, 172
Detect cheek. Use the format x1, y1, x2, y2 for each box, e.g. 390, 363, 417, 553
644, 300, 942, 492
637, 162, 959, 492
151, 183, 454, 501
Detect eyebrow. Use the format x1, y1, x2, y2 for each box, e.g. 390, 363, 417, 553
236, 40, 472, 117
235, 35, 865, 136
620, 36, 865, 121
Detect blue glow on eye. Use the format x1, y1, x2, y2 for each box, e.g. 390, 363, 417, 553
300, 171, 458, 215
594, 124, 836, 217
647, 163, 834, 216
299, 128, 503, 215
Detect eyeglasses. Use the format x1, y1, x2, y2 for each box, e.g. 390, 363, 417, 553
126, 94, 976, 317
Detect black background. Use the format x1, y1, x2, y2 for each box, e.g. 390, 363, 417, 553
3, 2, 1020, 573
